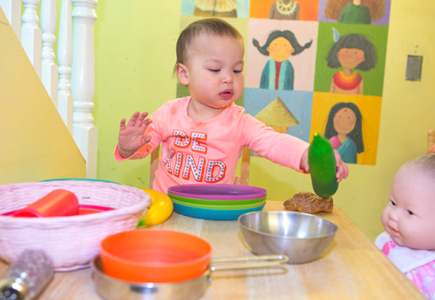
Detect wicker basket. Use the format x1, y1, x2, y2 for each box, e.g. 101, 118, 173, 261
0, 181, 150, 271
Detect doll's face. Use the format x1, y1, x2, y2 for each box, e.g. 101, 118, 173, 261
333, 107, 356, 135
337, 48, 365, 69
267, 37, 294, 62
381, 164, 435, 250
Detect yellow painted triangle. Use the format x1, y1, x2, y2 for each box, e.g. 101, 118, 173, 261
0, 7, 86, 184
255, 97, 299, 127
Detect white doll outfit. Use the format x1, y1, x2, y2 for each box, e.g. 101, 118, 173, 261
375, 232, 435, 299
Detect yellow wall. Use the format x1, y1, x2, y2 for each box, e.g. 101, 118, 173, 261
94, 0, 435, 241
0, 8, 86, 183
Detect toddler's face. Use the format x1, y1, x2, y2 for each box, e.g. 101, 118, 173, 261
381, 164, 435, 250
181, 34, 244, 110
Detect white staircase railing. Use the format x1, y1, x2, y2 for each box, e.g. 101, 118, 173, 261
0, 0, 98, 179
57, 0, 73, 133
71, 0, 98, 179
21, 0, 42, 77
41, 0, 58, 108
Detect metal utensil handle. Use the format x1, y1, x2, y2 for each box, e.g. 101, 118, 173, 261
210, 255, 288, 271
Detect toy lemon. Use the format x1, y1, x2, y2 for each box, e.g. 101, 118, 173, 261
137, 189, 174, 227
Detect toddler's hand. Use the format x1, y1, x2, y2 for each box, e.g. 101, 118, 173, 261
299, 149, 349, 183
118, 112, 152, 157
299, 149, 309, 173
428, 144, 435, 154
334, 150, 349, 183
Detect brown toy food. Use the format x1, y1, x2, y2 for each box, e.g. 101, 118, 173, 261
283, 191, 333, 214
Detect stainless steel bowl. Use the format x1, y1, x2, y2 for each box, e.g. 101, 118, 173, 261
238, 211, 338, 264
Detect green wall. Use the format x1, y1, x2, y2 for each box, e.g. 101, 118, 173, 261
93, 0, 435, 241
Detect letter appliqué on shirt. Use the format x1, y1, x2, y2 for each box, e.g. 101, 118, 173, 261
191, 132, 207, 154
173, 130, 190, 148
205, 161, 226, 183
183, 155, 205, 182
162, 149, 175, 174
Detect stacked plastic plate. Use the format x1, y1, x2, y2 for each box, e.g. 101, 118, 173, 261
167, 184, 267, 220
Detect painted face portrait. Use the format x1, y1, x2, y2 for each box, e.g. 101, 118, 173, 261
336, 48, 366, 69
333, 107, 356, 135
267, 37, 295, 62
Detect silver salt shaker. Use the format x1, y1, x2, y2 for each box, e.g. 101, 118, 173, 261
0, 250, 53, 300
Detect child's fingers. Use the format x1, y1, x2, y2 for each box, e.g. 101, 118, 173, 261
333, 150, 349, 182
342, 163, 349, 179
119, 118, 126, 129
141, 135, 152, 146
140, 118, 153, 129
336, 162, 349, 183
136, 112, 149, 125
127, 112, 140, 127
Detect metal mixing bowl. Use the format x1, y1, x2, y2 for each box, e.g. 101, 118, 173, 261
238, 211, 338, 264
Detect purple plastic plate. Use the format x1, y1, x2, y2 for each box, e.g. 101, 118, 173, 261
167, 184, 267, 200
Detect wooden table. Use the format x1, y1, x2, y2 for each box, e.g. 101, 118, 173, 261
0, 201, 425, 299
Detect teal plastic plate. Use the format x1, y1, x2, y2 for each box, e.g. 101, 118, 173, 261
171, 198, 266, 210
173, 202, 265, 220
41, 178, 120, 184
168, 193, 266, 205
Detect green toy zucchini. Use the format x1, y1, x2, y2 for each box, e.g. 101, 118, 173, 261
308, 133, 338, 199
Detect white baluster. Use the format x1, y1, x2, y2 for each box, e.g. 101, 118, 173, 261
0, 0, 21, 39
40, 0, 58, 108
21, 0, 42, 77
57, 0, 73, 132
71, 0, 98, 178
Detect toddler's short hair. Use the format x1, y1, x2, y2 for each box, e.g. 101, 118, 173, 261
175, 18, 243, 67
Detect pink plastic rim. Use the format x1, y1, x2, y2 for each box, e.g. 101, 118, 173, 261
2, 205, 115, 216
168, 184, 267, 200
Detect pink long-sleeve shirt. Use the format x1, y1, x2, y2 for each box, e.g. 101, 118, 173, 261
115, 97, 309, 193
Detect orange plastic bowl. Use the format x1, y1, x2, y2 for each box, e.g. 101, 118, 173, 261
99, 229, 212, 283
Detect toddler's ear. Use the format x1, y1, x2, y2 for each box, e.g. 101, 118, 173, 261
176, 63, 189, 85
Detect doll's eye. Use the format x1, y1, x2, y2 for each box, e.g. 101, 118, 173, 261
408, 210, 414, 215
391, 201, 396, 206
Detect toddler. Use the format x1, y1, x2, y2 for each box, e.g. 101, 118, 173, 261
375, 155, 435, 298
115, 18, 349, 193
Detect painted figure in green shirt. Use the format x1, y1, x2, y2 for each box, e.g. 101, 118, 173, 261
338, 0, 371, 24
325, 0, 386, 25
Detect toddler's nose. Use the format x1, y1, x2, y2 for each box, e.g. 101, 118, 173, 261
223, 73, 234, 84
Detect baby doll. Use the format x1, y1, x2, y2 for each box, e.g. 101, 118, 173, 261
375, 155, 435, 298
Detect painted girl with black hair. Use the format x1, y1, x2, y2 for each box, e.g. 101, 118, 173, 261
253, 30, 312, 90
327, 33, 377, 95
324, 102, 364, 164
